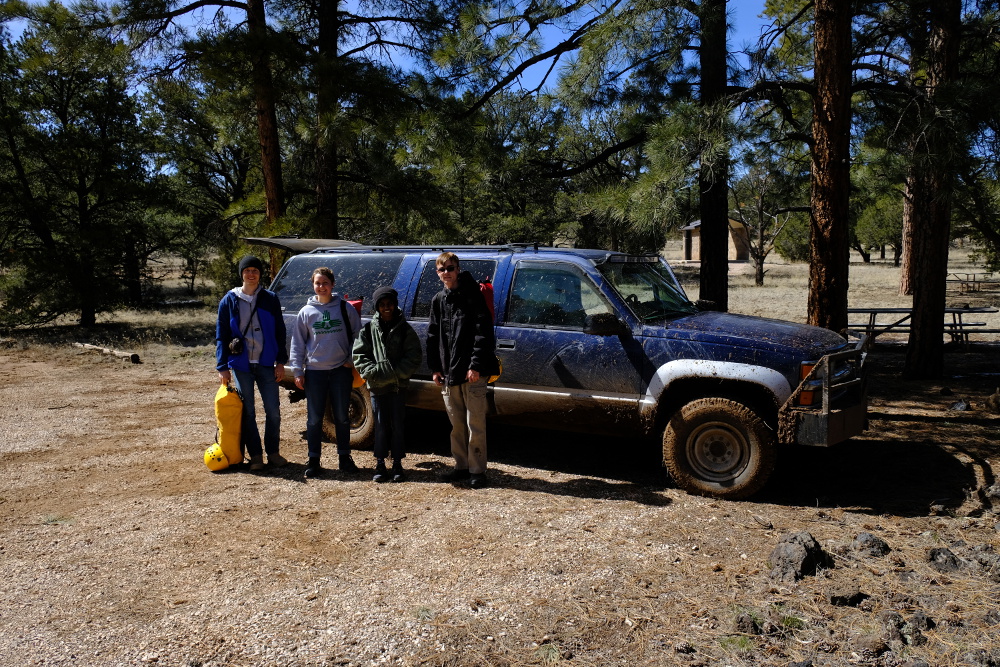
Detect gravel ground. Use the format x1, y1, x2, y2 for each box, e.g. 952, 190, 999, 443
2, 337, 1000, 667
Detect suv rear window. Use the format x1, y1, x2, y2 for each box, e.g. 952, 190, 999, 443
271, 254, 405, 316
411, 259, 498, 319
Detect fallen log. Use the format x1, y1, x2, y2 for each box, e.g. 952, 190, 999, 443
73, 342, 141, 364
156, 299, 205, 308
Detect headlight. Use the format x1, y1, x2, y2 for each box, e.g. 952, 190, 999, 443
798, 357, 855, 407
797, 362, 822, 406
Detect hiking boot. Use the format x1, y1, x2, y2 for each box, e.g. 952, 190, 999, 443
469, 473, 489, 489
339, 454, 360, 473
440, 468, 470, 483
304, 457, 324, 478
391, 460, 406, 483
248, 456, 265, 472
372, 459, 389, 483
268, 453, 288, 468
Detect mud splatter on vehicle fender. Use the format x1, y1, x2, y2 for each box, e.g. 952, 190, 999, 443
638, 359, 791, 417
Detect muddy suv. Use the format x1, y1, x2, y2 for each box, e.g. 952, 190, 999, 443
260, 240, 868, 499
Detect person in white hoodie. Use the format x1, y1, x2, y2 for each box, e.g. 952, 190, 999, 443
289, 267, 362, 478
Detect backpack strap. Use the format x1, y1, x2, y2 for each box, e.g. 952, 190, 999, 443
240, 294, 260, 338
340, 299, 353, 341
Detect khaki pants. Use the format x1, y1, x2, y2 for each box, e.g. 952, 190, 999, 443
442, 379, 488, 474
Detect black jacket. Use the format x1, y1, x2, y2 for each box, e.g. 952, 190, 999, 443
426, 270, 499, 385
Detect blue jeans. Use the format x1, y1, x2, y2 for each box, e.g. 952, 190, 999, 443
305, 366, 353, 458
232, 364, 281, 458
372, 391, 406, 461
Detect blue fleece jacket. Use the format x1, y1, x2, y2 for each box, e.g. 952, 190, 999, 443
216, 288, 288, 372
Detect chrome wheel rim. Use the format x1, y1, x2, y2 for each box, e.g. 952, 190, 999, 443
686, 421, 750, 482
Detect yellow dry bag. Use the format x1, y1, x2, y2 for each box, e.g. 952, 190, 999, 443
214, 383, 243, 467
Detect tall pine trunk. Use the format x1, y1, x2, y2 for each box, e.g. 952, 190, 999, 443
697, 0, 729, 311
247, 0, 285, 274
314, 0, 340, 239
899, 166, 917, 295
904, 0, 960, 379
807, 0, 851, 333
898, 3, 928, 297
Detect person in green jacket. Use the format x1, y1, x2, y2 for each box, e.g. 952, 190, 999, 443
352, 286, 422, 482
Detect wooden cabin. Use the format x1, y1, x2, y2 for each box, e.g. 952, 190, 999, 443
679, 219, 750, 262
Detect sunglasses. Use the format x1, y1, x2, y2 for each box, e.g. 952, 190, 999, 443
436, 265, 457, 273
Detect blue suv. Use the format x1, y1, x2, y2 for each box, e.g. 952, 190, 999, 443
262, 241, 868, 499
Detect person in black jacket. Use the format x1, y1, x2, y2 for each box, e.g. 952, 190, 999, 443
426, 252, 499, 489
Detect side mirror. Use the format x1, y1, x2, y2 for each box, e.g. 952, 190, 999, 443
695, 299, 720, 312
584, 313, 629, 336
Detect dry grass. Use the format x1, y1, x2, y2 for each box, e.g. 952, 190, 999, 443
666, 240, 1000, 339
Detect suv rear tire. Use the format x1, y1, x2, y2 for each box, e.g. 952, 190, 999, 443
663, 397, 776, 499
323, 387, 375, 450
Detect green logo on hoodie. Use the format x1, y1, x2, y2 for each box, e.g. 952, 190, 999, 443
312, 311, 342, 332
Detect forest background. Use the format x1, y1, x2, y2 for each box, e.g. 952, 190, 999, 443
1, 0, 1000, 379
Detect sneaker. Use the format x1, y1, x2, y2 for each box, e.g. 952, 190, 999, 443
248, 456, 265, 472
268, 453, 288, 467
304, 457, 323, 478
469, 473, 489, 489
440, 468, 470, 483
339, 454, 360, 473
391, 461, 406, 483
373, 459, 389, 483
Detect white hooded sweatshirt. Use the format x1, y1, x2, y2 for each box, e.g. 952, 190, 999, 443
289, 294, 361, 378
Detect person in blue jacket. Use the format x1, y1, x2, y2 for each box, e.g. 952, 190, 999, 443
216, 255, 289, 472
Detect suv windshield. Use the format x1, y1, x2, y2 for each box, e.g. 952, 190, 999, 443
598, 258, 697, 321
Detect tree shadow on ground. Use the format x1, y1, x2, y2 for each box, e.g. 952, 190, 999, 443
403, 409, 671, 507
757, 346, 997, 516
758, 438, 978, 517
403, 409, 982, 515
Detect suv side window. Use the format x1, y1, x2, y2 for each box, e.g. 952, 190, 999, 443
272, 254, 405, 316
506, 261, 613, 328
410, 259, 498, 319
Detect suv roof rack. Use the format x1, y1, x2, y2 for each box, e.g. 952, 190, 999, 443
310, 243, 548, 254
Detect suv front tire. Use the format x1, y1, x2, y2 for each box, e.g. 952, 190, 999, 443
663, 397, 776, 499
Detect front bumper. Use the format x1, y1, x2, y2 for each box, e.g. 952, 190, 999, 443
778, 336, 870, 447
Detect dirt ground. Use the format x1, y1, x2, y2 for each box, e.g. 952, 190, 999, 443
1, 329, 999, 667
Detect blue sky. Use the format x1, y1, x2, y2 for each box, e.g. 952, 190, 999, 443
730, 0, 770, 51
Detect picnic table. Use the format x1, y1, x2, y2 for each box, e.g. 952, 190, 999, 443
847, 306, 1000, 347
948, 272, 995, 293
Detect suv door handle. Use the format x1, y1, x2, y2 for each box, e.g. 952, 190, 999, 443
496, 339, 516, 350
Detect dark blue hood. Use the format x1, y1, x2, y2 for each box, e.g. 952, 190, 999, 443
649, 311, 849, 357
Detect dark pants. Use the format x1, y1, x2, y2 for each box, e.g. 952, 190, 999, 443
372, 391, 406, 460
304, 366, 353, 458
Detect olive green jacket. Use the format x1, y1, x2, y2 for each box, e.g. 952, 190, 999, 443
352, 310, 422, 395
